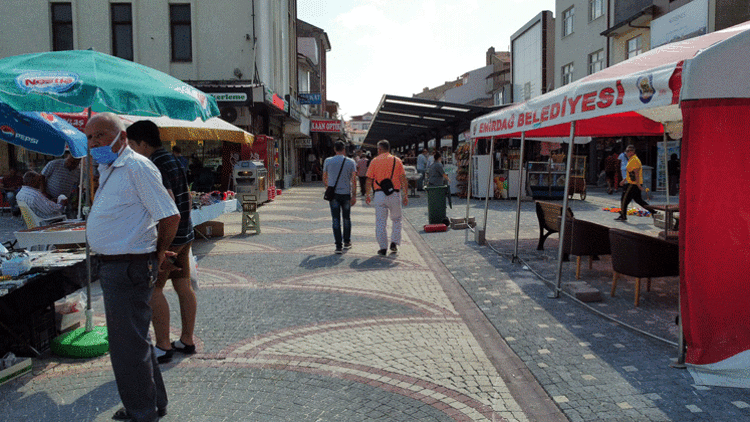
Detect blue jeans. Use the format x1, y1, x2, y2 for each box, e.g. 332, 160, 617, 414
329, 193, 351, 248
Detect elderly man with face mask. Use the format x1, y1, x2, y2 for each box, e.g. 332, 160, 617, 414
85, 112, 180, 422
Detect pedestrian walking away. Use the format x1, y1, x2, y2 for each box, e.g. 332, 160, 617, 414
616, 144, 658, 221
127, 120, 198, 365
365, 139, 408, 256
323, 140, 357, 254
85, 112, 180, 422
356, 150, 369, 196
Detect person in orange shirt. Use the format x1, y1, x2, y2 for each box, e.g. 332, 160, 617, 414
365, 140, 408, 255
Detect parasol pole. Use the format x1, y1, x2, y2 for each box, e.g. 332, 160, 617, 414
77, 160, 83, 220
552, 122, 576, 298
52, 108, 109, 358
663, 128, 670, 205
513, 132, 526, 262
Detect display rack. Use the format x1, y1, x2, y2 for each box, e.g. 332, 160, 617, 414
453, 143, 471, 198
527, 160, 567, 199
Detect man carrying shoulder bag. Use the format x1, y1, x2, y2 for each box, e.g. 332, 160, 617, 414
365, 139, 408, 256
323, 141, 357, 254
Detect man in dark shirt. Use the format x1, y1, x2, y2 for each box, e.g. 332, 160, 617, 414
127, 120, 197, 364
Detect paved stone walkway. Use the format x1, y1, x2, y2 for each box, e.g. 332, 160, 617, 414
3, 184, 749, 421
0, 185, 562, 421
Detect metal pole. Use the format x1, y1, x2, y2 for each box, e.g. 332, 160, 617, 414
465, 138, 475, 241
663, 129, 670, 205
513, 132, 526, 262
84, 108, 93, 331
552, 122, 576, 298
482, 137, 495, 243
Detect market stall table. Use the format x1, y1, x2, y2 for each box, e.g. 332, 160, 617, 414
0, 250, 89, 356
13, 221, 86, 249
191, 199, 238, 227
653, 204, 679, 243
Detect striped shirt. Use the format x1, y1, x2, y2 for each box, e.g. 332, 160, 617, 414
150, 148, 194, 246
41, 159, 81, 199
16, 185, 65, 219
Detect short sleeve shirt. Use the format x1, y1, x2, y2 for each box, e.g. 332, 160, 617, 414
87, 147, 179, 255
323, 155, 356, 195
625, 155, 643, 185
366, 153, 406, 191
42, 159, 81, 199
150, 148, 194, 246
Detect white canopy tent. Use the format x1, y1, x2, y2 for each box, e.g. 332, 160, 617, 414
470, 21, 750, 387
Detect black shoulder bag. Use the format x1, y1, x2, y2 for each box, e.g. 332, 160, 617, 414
378, 158, 397, 196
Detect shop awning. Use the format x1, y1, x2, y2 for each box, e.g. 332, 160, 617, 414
363, 95, 498, 149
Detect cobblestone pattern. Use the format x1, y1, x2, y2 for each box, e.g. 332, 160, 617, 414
1, 184, 553, 422
402, 188, 750, 421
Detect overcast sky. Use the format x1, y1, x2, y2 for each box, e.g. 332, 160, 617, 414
298, 0, 556, 120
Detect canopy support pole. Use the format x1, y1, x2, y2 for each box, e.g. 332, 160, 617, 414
465, 138, 475, 242
481, 137, 495, 243
513, 132, 526, 262
663, 129, 670, 205
552, 122, 576, 299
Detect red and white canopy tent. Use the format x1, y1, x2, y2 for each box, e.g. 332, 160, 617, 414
470, 20, 750, 387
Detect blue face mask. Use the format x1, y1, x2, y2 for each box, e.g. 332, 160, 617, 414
90, 132, 122, 165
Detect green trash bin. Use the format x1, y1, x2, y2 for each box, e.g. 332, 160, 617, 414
426, 185, 449, 224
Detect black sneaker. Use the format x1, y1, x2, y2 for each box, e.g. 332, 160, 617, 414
390, 242, 398, 253
377, 249, 387, 256
113, 407, 167, 420
171, 339, 196, 355
343, 242, 352, 249
614, 216, 627, 222
155, 346, 173, 364
335, 247, 343, 254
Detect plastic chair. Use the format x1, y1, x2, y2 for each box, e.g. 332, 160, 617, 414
17, 200, 65, 229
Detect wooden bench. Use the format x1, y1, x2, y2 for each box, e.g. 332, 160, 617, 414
535, 201, 574, 250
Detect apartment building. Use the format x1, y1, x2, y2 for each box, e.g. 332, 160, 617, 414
554, 0, 608, 88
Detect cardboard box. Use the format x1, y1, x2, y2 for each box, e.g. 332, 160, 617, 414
55, 311, 84, 333
194, 221, 224, 238
0, 358, 32, 386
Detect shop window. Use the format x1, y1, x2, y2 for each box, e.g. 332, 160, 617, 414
562, 6, 574, 37
111, 3, 133, 61
627, 35, 643, 59
561, 63, 574, 86
51, 3, 73, 51
588, 49, 604, 75
170, 4, 192, 62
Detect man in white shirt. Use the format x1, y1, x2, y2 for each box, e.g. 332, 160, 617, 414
85, 112, 180, 422
15, 171, 66, 220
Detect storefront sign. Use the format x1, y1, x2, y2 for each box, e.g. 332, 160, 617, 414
311, 119, 341, 133
211, 92, 249, 103
294, 137, 312, 148
651, 0, 708, 48
298, 93, 321, 105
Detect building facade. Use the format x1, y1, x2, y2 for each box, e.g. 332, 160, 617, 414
0, 0, 311, 190
510, 11, 556, 103
554, 0, 608, 88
